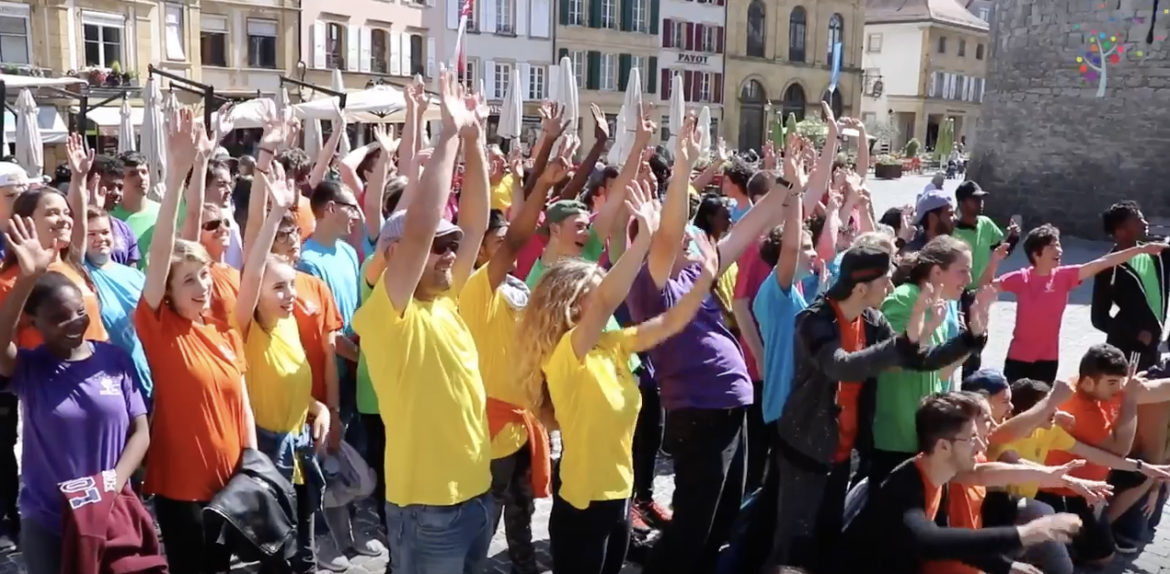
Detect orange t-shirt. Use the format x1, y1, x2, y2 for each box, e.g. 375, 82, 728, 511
832, 301, 867, 463
915, 454, 943, 521
135, 299, 249, 501
292, 271, 343, 403
208, 262, 241, 325
1043, 392, 1122, 496
0, 262, 109, 349
923, 453, 988, 574
293, 195, 316, 240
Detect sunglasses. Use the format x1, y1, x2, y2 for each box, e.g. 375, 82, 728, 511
431, 236, 460, 255
202, 218, 231, 232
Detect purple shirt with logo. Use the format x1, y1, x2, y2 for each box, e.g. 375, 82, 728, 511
626, 263, 753, 411
108, 216, 142, 267
10, 342, 146, 532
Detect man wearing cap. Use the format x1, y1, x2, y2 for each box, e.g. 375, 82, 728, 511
953, 180, 1019, 289
0, 161, 37, 259
524, 199, 602, 288
768, 245, 989, 574
352, 73, 494, 574
907, 187, 956, 253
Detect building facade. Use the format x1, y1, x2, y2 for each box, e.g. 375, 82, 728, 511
860, 0, 987, 152
300, 0, 432, 92
555, 0, 663, 149
658, 0, 727, 142
198, 0, 300, 98
723, 0, 864, 152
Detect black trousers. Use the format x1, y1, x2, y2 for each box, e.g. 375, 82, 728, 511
631, 383, 663, 502
1003, 358, 1060, 384
490, 445, 539, 574
769, 441, 851, 571
0, 394, 16, 525
644, 407, 747, 574
549, 495, 631, 574
258, 484, 315, 574
745, 381, 770, 493
361, 413, 387, 526
154, 496, 232, 574
959, 289, 982, 378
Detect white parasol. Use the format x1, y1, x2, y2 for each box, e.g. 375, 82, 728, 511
330, 69, 351, 155
698, 106, 712, 160
117, 96, 136, 153
140, 77, 168, 200
498, 68, 523, 147
667, 73, 685, 151
14, 89, 42, 178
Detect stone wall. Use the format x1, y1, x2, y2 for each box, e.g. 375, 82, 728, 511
970, 0, 1170, 238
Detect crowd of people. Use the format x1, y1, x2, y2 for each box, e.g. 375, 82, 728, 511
0, 65, 1168, 574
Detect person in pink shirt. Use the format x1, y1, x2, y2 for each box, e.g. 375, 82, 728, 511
994, 223, 1165, 383
732, 239, 772, 492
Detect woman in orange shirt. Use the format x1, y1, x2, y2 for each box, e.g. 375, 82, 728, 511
135, 109, 257, 574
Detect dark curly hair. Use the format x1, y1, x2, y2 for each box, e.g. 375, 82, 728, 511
1102, 200, 1142, 237
1023, 224, 1060, 265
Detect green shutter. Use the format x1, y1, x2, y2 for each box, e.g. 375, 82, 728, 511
647, 56, 658, 93
619, 54, 632, 90
587, 51, 601, 89
589, 0, 602, 27
621, 0, 633, 31
559, 47, 570, 62
559, 0, 570, 25
649, 0, 660, 34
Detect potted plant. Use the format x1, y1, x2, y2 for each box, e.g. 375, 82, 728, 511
874, 154, 903, 179
84, 67, 108, 86
903, 137, 921, 158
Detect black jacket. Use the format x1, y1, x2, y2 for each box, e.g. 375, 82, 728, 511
777, 296, 987, 468
203, 449, 298, 570
1091, 245, 1170, 358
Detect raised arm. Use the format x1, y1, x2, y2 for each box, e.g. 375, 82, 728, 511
0, 217, 55, 377
246, 105, 292, 252
379, 69, 468, 312
308, 105, 346, 188
364, 125, 400, 244
645, 114, 695, 288
802, 103, 841, 215
143, 108, 200, 311
63, 134, 94, 265
451, 90, 492, 293
397, 81, 422, 182
990, 379, 1074, 444
234, 166, 293, 337
487, 156, 564, 290
180, 128, 217, 242
631, 231, 719, 352
560, 105, 611, 208
1079, 242, 1167, 281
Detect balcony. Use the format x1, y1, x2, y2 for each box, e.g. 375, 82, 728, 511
68, 66, 139, 89
0, 64, 59, 78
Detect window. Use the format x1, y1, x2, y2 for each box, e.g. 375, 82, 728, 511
631, 55, 646, 90
976, 43, 985, 60
929, 71, 943, 97
529, 65, 545, 99
699, 73, 711, 102
867, 33, 882, 53
827, 13, 843, 63
674, 21, 687, 48
601, 0, 617, 29
568, 0, 584, 25
410, 34, 424, 75
703, 26, 716, 52
788, 7, 806, 63
82, 12, 124, 68
958, 39, 966, 57
746, 0, 765, 57
164, 4, 185, 61
496, 0, 514, 33
631, 0, 648, 33
977, 7, 990, 21
660, 114, 670, 141
247, 19, 277, 68
572, 50, 586, 87
937, 36, 947, 54
326, 22, 345, 69
0, 10, 30, 65
781, 83, 805, 121
371, 29, 388, 73
822, 88, 842, 118
601, 53, 618, 91
462, 58, 478, 84
494, 62, 511, 99
467, 0, 478, 30
200, 15, 228, 67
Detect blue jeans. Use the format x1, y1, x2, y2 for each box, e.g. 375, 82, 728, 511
384, 491, 494, 574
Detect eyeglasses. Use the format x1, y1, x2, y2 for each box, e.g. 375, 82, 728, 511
202, 218, 231, 232
333, 200, 360, 214
431, 237, 460, 255
276, 228, 300, 243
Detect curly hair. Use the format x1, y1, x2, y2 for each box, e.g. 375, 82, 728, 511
1023, 224, 1060, 265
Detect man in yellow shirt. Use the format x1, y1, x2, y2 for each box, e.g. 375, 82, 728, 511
352, 70, 493, 574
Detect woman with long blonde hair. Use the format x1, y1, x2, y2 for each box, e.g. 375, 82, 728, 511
516, 183, 721, 574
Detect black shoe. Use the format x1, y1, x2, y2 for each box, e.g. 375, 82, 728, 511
1115, 533, 1141, 554
0, 532, 15, 554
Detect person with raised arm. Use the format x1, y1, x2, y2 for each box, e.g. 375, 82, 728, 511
179, 125, 241, 325
351, 68, 493, 574
135, 108, 257, 574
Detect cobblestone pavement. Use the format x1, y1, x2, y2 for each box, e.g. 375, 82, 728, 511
2, 176, 1169, 573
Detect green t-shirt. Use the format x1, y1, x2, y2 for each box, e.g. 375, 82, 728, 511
952, 215, 1005, 289
523, 228, 641, 374
872, 283, 953, 454
356, 259, 379, 415
111, 199, 162, 270
1128, 253, 1165, 323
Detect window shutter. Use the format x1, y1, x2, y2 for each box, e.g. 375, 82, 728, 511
663, 18, 673, 47
649, 0, 659, 34
683, 70, 693, 101
620, 0, 632, 31
359, 27, 372, 72
713, 73, 723, 103
485, 59, 496, 96
619, 54, 631, 90
448, 0, 460, 29
519, 62, 532, 99
532, 0, 551, 36
483, 0, 497, 33
426, 37, 436, 77
661, 69, 670, 100
559, 47, 569, 60
518, 0, 529, 35
400, 33, 413, 76
647, 56, 658, 93
695, 23, 704, 51
716, 27, 724, 53
390, 31, 402, 75
312, 21, 327, 68
589, 0, 602, 27
716, 0, 724, 6
587, 51, 601, 89
347, 25, 360, 71
685, 22, 695, 50
559, 0, 570, 25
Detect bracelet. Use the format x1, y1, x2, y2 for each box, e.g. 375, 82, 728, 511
255, 166, 271, 175
258, 147, 276, 156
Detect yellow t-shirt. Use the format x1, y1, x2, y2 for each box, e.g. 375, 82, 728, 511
459, 267, 529, 459
490, 173, 515, 212
243, 316, 313, 434
544, 327, 642, 510
715, 260, 739, 330
990, 425, 1077, 498
353, 279, 491, 506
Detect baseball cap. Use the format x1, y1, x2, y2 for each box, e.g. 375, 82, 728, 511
546, 200, 589, 225
0, 162, 34, 188
914, 188, 954, 225
825, 245, 892, 300
955, 180, 988, 202
378, 209, 463, 244
962, 368, 1009, 395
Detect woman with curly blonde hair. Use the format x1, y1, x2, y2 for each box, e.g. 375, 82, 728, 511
516, 182, 721, 574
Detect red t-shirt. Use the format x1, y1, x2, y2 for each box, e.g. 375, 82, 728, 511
733, 241, 771, 381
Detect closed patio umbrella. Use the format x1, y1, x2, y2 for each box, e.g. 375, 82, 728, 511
331, 69, 351, 155
14, 88, 43, 178
698, 106, 712, 161
117, 96, 136, 153
498, 68, 523, 149
140, 77, 168, 200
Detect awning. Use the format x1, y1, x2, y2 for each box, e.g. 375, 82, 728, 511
76, 105, 145, 127
0, 74, 87, 90
2, 107, 68, 144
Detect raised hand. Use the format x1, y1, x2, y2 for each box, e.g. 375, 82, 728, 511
716, 138, 730, 163
676, 115, 701, 167
635, 102, 657, 144
262, 162, 294, 210
968, 284, 998, 336
625, 180, 661, 240
410, 75, 430, 114
538, 156, 570, 186
213, 102, 235, 143
438, 67, 476, 136
822, 101, 840, 138
166, 108, 199, 173
591, 103, 610, 142
692, 231, 720, 280
259, 101, 289, 149
990, 242, 1011, 264
194, 123, 217, 160
64, 133, 94, 178
540, 101, 565, 134
4, 216, 54, 278
461, 87, 489, 140
1064, 476, 1113, 506
373, 124, 401, 153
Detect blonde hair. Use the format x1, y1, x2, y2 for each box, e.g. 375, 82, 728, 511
516, 259, 605, 420
852, 231, 897, 256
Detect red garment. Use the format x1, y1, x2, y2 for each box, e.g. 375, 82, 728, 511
733, 240, 770, 380
486, 398, 552, 498
59, 470, 169, 574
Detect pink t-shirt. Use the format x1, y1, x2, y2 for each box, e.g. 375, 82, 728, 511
734, 241, 772, 381
1000, 265, 1082, 362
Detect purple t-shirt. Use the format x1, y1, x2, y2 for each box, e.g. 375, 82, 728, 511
11, 342, 146, 532
626, 263, 753, 410
108, 216, 142, 267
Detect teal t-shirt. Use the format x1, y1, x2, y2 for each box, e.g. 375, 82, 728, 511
872, 283, 953, 454
1129, 253, 1165, 323
952, 215, 1005, 288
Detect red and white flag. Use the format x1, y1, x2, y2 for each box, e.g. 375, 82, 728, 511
452, 0, 475, 74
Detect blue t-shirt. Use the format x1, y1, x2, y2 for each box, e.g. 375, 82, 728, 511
85, 261, 154, 401
730, 200, 751, 223
753, 269, 809, 423
297, 237, 361, 335
800, 253, 844, 301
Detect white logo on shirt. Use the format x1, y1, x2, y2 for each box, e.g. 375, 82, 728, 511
97, 375, 121, 396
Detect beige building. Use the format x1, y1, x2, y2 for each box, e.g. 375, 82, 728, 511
723, 0, 865, 152
860, 0, 988, 151
300, 0, 432, 95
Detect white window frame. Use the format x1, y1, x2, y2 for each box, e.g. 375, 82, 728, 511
702, 25, 716, 52
246, 18, 278, 69
600, 53, 618, 91
867, 33, 882, 53
463, 57, 479, 84
572, 50, 586, 88
674, 20, 686, 47
528, 65, 545, 99
371, 28, 390, 73
199, 14, 229, 67
568, 0, 584, 25
0, 3, 32, 66
81, 11, 126, 69
496, 0, 515, 33
494, 61, 512, 99
631, 0, 648, 33
325, 22, 346, 69
699, 72, 711, 102
630, 55, 646, 91
163, 3, 185, 61
601, 0, 617, 29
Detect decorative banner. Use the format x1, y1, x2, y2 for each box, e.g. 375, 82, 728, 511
1076, 31, 1122, 98
829, 42, 843, 93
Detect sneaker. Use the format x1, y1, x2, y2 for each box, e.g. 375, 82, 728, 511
630, 506, 652, 534
352, 528, 388, 557
316, 536, 352, 572
635, 499, 673, 528
1115, 533, 1141, 555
